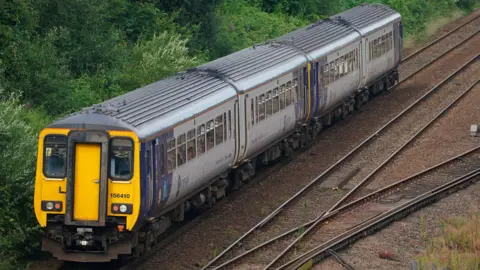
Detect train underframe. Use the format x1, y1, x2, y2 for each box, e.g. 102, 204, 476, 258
43, 68, 399, 262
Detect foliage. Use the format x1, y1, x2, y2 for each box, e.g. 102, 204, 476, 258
0, 93, 47, 270
208, 0, 307, 58
417, 213, 480, 270
110, 32, 202, 96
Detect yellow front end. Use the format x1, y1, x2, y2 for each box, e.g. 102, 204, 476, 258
33, 127, 141, 262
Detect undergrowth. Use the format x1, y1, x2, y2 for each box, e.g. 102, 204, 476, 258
417, 213, 480, 270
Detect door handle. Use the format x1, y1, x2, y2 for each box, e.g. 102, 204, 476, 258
93, 180, 100, 184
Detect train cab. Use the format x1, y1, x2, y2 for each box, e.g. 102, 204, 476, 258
33, 114, 141, 262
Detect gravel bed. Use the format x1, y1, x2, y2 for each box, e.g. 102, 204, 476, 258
312, 82, 480, 270
360, 61, 480, 193
324, 35, 480, 201
133, 13, 480, 270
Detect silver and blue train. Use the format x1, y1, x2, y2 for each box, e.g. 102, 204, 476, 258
34, 3, 403, 262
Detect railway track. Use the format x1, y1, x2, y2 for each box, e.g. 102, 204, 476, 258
399, 13, 480, 80
201, 63, 479, 269
198, 34, 479, 270
401, 13, 480, 62
283, 149, 480, 270
120, 14, 480, 270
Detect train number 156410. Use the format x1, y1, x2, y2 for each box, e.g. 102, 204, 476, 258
110, 193, 131, 199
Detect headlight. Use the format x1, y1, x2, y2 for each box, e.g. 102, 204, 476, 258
41, 201, 62, 212
111, 203, 132, 214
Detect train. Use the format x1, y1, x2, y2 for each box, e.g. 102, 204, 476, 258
33, 3, 403, 262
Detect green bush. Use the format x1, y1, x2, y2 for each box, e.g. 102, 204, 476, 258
0, 93, 46, 270
208, 0, 307, 58
456, 0, 478, 11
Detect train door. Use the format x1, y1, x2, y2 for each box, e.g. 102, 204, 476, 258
317, 59, 328, 113
146, 143, 154, 210
310, 63, 318, 117
152, 140, 158, 207
65, 130, 108, 227
232, 100, 241, 164
73, 143, 101, 221
242, 94, 249, 158
360, 38, 367, 88
155, 133, 171, 209
301, 66, 308, 121
157, 140, 167, 204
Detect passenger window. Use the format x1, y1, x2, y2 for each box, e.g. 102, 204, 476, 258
293, 78, 299, 102
160, 144, 165, 176
197, 124, 206, 155
285, 89, 291, 106
280, 87, 285, 110
339, 57, 344, 78
381, 36, 385, 54
177, 134, 186, 167
215, 115, 223, 145
187, 129, 196, 161
109, 138, 134, 180
322, 65, 328, 86
207, 120, 215, 150
329, 63, 335, 83
273, 87, 280, 113
167, 138, 176, 173
356, 49, 359, 68
43, 135, 67, 178
350, 52, 354, 72
259, 95, 265, 121
266, 91, 273, 116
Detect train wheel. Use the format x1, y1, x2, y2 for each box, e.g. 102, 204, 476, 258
341, 103, 348, 120
355, 95, 363, 109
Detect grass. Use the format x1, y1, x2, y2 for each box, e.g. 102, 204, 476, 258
417, 213, 480, 270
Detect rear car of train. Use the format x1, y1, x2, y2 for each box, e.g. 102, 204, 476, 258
33, 127, 141, 262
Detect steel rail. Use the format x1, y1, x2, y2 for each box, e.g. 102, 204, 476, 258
326, 249, 355, 270
209, 138, 480, 270
263, 71, 479, 269
279, 80, 480, 269
285, 167, 480, 270
325, 54, 479, 214
200, 32, 479, 270
402, 14, 480, 62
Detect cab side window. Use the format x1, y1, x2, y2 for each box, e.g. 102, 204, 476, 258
109, 138, 134, 180
44, 135, 67, 178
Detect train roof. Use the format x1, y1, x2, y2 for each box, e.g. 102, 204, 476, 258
276, 3, 401, 59
48, 3, 401, 140
49, 72, 237, 139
